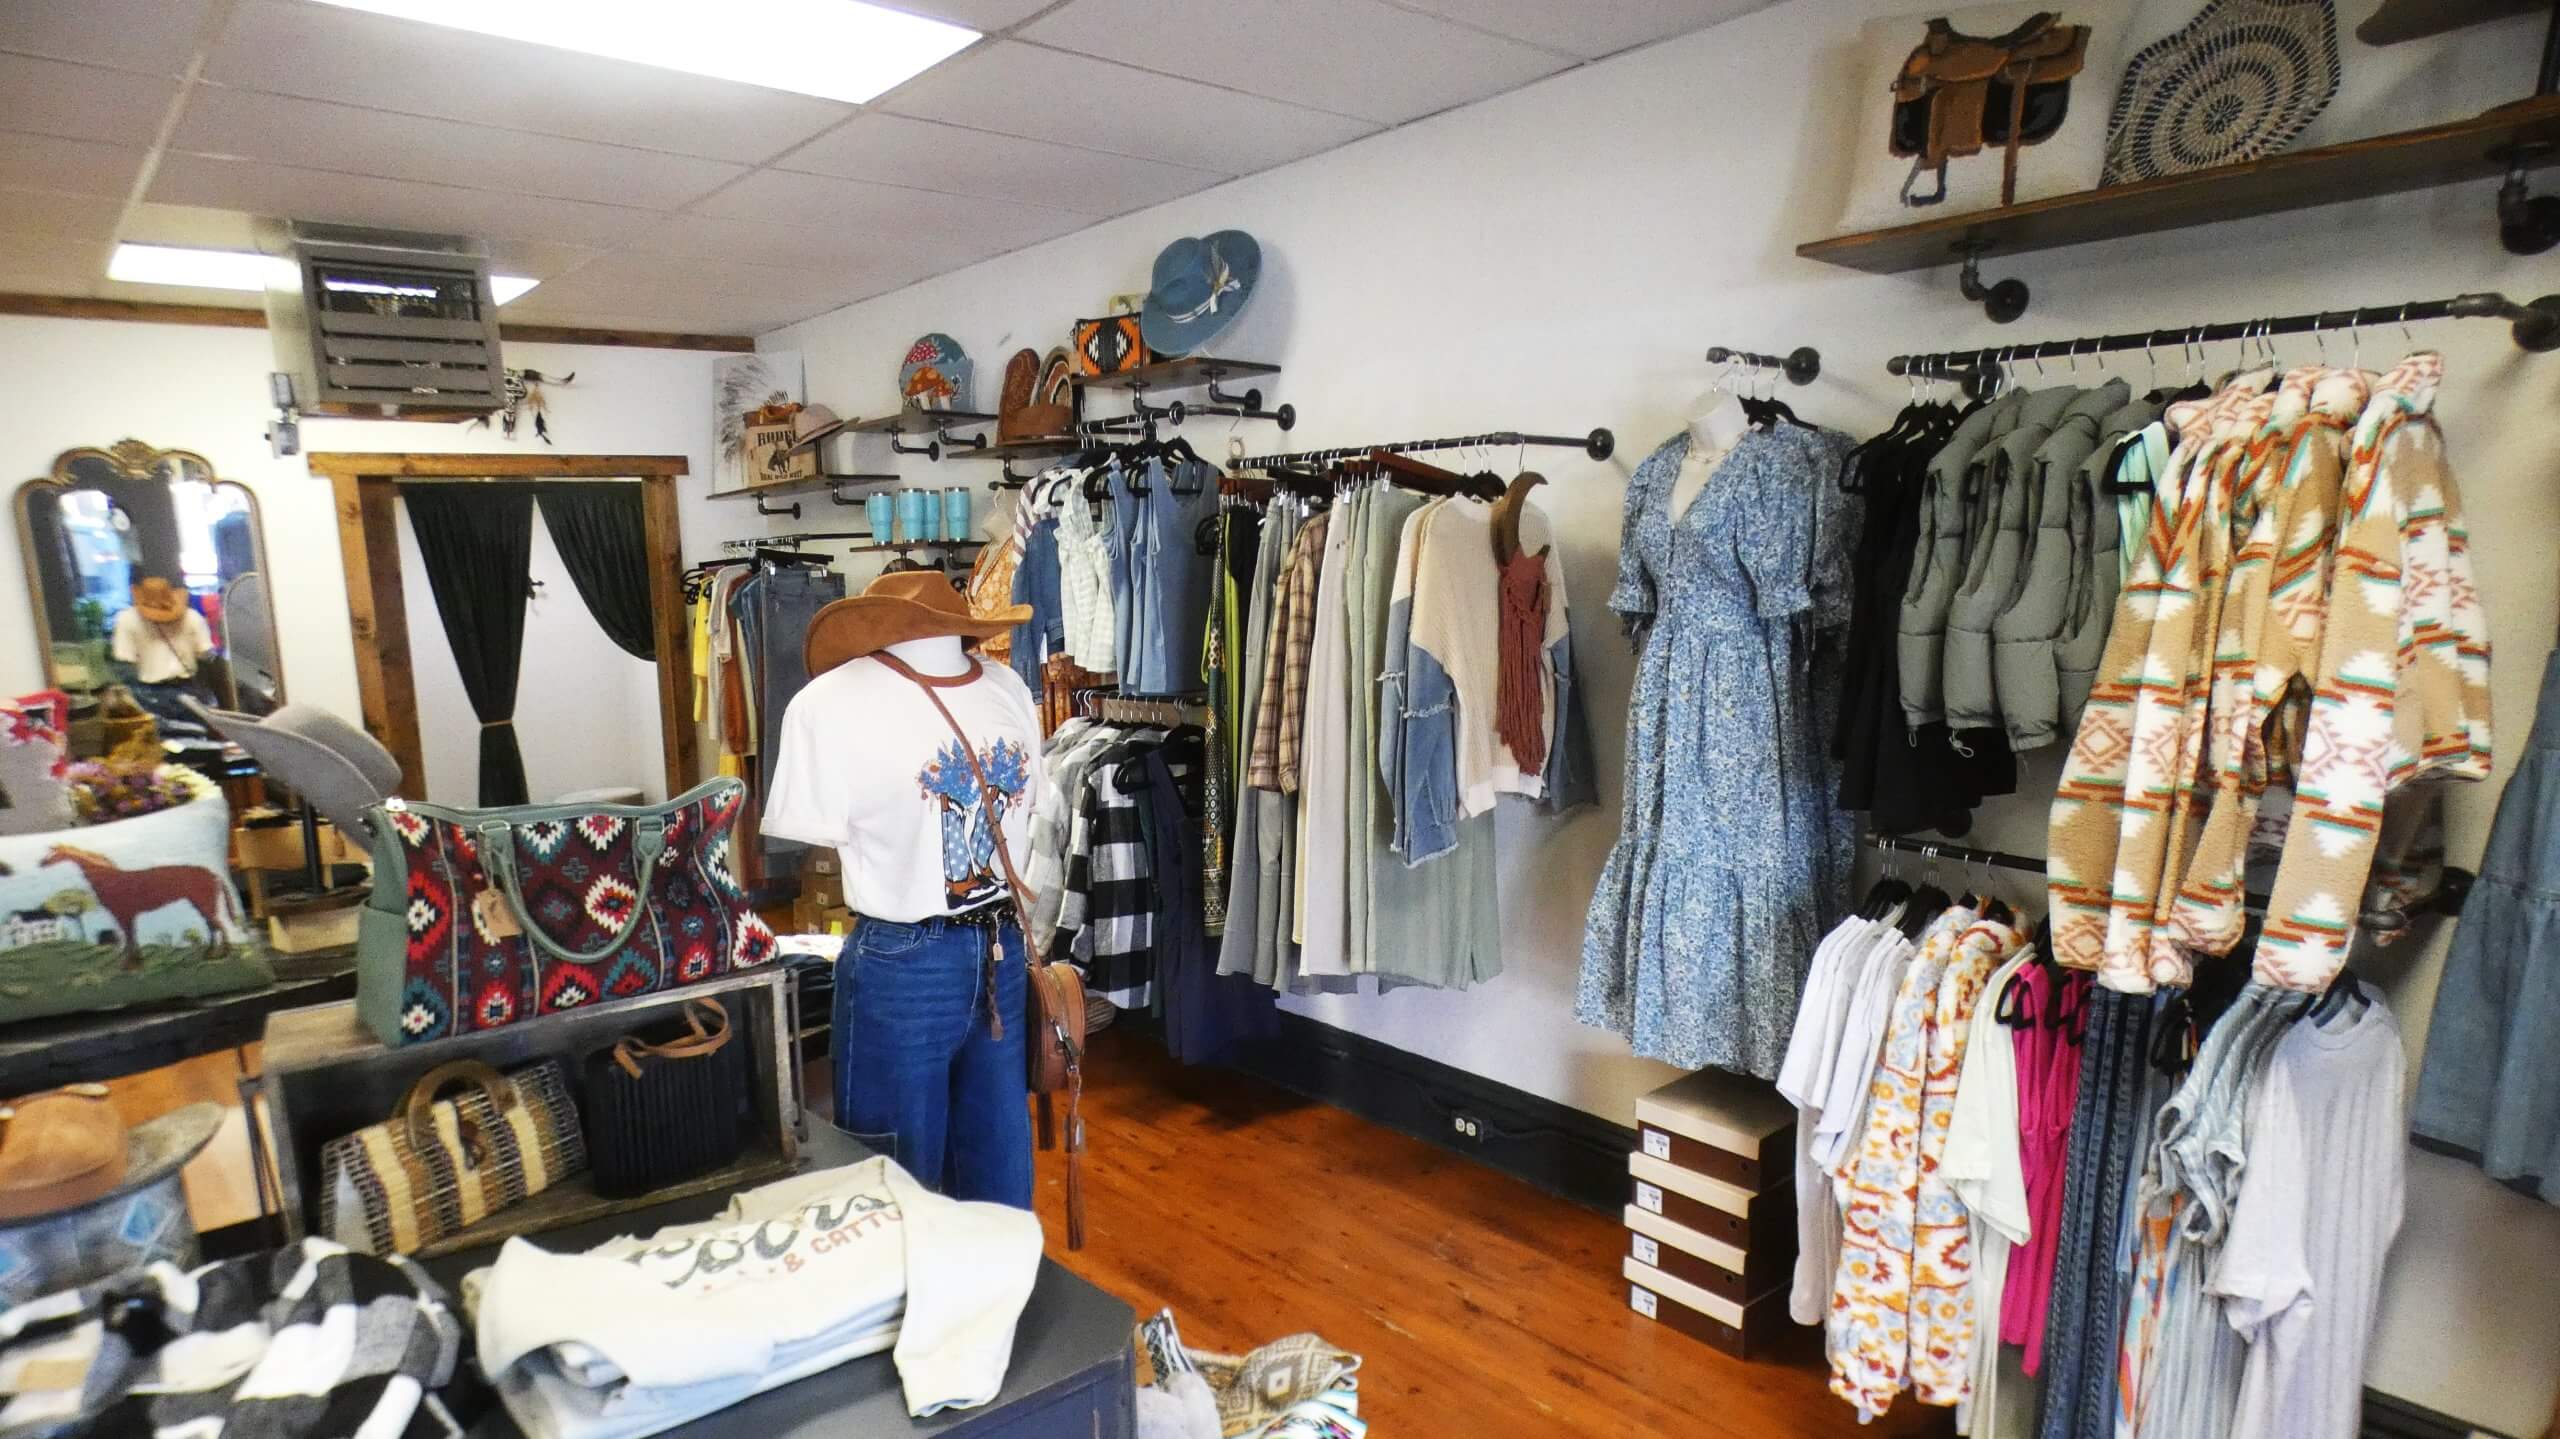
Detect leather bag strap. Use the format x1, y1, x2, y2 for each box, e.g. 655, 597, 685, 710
477, 814, 670, 963
399, 1059, 517, 1158
611, 998, 732, 1079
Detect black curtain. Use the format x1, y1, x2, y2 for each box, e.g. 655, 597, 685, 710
535, 484, 656, 661
404, 487, 532, 806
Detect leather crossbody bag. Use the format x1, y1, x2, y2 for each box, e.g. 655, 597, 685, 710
874, 653, 1090, 1249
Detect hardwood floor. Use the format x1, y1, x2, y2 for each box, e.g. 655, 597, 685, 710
1030, 1028, 1953, 1439
152, 1015, 1952, 1435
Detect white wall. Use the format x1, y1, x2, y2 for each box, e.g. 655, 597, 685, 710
0, 316, 725, 781
742, 0, 2560, 1427
395, 498, 666, 805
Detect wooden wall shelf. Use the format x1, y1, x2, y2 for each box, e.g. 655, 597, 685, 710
1798, 96, 2560, 276
844, 408, 995, 435
708, 472, 897, 502
1074, 357, 1279, 393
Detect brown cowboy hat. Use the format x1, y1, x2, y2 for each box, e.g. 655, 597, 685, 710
129, 577, 188, 624
805, 570, 1030, 679
0, 1086, 222, 1224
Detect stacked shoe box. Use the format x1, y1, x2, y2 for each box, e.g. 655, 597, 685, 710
1622, 1068, 1798, 1358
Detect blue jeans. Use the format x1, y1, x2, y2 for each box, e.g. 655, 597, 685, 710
831, 914, 1033, 1209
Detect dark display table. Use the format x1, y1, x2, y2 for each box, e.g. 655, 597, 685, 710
0, 944, 355, 1093
420, 1128, 1137, 1439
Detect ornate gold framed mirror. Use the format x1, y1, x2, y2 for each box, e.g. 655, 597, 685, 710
16, 439, 283, 740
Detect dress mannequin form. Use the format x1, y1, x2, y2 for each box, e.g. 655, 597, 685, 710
883, 634, 970, 678
1670, 388, 1751, 521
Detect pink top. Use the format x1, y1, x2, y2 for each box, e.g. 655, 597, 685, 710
2001, 963, 2089, 1372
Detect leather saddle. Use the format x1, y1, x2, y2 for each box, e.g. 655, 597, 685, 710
1891, 12, 2090, 208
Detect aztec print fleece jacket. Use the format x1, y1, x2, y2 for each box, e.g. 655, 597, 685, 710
471, 1156, 1042, 1439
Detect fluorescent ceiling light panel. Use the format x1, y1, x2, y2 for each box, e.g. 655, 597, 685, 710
107, 243, 278, 291
109, 244, 539, 304
305, 0, 979, 104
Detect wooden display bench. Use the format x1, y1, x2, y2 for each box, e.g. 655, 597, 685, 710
248, 968, 801, 1259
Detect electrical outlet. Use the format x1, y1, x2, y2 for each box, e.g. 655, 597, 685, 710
1451, 1114, 1483, 1142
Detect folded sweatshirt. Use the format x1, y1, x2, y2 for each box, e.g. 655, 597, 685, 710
473, 1157, 1042, 1439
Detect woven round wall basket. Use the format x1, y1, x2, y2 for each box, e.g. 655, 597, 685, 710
2101, 0, 2340, 185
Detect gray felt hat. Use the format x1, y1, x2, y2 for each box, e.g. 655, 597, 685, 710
187, 701, 402, 841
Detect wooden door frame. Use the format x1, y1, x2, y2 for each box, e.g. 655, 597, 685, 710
307, 453, 697, 800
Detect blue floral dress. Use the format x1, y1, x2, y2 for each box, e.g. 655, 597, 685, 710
1577, 425, 1858, 1077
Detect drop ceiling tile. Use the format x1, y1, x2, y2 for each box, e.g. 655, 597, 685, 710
0, 232, 110, 292
173, 87, 743, 211
626, 214, 958, 298
473, 241, 606, 282
630, 214, 872, 269
114, 201, 258, 250
692, 169, 1088, 256
0, 0, 213, 77
504, 296, 812, 336
0, 189, 122, 242
204, 0, 857, 164
1024, 0, 1562, 125
148, 152, 664, 250
0, 54, 177, 144
523, 252, 860, 315
0, 132, 144, 199
882, 0, 1054, 29
780, 113, 1225, 215
1382, 0, 1769, 60
877, 41, 1376, 173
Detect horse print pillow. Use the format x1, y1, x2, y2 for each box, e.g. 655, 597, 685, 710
0, 765, 269, 1023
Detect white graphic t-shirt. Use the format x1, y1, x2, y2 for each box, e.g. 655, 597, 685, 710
764, 656, 1048, 923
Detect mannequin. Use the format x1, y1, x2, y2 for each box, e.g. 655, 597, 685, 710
882, 633, 970, 678
1669, 385, 1751, 521
762, 572, 1044, 1213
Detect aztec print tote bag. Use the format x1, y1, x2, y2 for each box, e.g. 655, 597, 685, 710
355, 778, 777, 1046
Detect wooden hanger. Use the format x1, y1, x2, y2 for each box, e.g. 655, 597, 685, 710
1366, 448, 1473, 497
1490, 471, 1546, 563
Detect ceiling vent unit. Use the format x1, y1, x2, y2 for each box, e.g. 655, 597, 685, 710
257, 220, 508, 418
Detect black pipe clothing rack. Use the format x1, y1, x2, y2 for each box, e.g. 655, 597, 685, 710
1861, 831, 2476, 927
1865, 831, 2047, 874
1707, 345, 1823, 386
1888, 290, 2560, 391
715, 530, 981, 555
1233, 427, 1616, 469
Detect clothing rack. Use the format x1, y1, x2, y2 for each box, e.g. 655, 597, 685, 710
1886, 290, 2560, 388
1861, 832, 2477, 926
1091, 693, 1208, 727
1865, 831, 2047, 873
716, 531, 982, 555
1231, 427, 1616, 469
1706, 344, 1823, 386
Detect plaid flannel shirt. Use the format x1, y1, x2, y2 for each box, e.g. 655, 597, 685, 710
1245, 511, 1329, 793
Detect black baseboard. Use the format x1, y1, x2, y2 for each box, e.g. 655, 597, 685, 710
2363, 1389, 2510, 1438
1226, 1010, 1635, 1212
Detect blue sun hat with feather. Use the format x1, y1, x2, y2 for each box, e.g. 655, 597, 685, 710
1140, 230, 1260, 356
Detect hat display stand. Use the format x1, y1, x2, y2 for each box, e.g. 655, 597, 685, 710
0, 1095, 223, 1308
